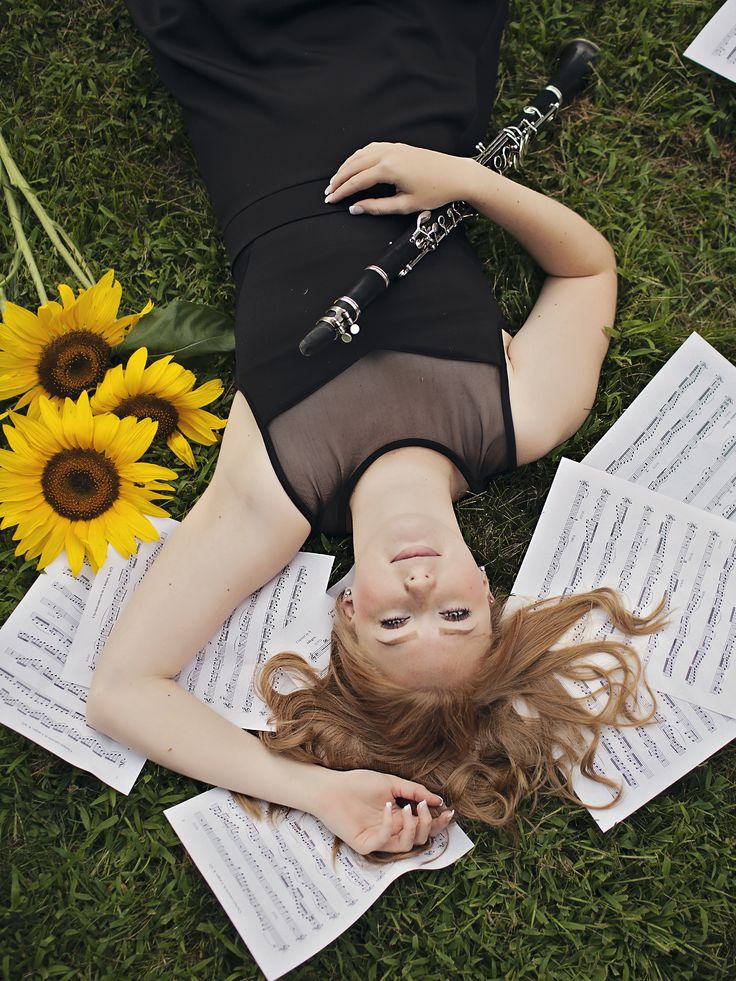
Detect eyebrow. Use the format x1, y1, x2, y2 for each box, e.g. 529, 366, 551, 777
377, 625, 479, 647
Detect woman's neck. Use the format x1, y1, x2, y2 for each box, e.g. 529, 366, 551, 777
349, 447, 465, 559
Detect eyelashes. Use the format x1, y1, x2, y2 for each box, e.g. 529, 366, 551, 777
380, 616, 410, 629
380, 608, 471, 629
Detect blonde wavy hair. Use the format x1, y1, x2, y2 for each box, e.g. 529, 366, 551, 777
239, 587, 666, 852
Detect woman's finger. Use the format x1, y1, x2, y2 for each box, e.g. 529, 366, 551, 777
354, 800, 395, 856
348, 194, 412, 216
427, 809, 455, 838
395, 803, 419, 852
327, 148, 382, 193
390, 779, 444, 808
415, 799, 433, 845
326, 165, 386, 202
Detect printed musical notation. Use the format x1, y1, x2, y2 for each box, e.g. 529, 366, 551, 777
165, 788, 473, 981
0, 568, 146, 794
511, 459, 736, 829
179, 551, 332, 729
63, 518, 334, 731
584, 333, 736, 521
684, 0, 736, 83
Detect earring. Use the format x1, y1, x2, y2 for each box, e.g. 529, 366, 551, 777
478, 564, 486, 574
344, 587, 352, 598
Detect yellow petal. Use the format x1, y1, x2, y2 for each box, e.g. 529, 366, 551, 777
125, 346, 148, 396
92, 412, 121, 452
64, 526, 86, 575
37, 520, 69, 570
166, 431, 196, 468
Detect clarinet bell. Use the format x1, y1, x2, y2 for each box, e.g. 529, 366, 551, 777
549, 38, 600, 103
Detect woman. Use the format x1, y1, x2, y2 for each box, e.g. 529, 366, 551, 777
87, 0, 661, 854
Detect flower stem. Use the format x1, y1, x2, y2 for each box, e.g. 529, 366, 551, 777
0, 157, 48, 306
0, 130, 95, 290
0, 243, 23, 314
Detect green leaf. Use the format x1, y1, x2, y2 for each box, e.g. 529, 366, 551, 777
117, 298, 234, 362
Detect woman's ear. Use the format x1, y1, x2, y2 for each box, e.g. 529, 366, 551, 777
479, 564, 494, 604
341, 587, 355, 622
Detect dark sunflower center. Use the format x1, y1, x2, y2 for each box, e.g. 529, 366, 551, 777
116, 395, 179, 440
37, 330, 112, 399
41, 449, 120, 520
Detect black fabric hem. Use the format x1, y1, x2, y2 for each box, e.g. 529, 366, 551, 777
497, 340, 517, 470
245, 397, 319, 536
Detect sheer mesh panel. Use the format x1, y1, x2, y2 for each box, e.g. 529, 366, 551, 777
267, 350, 511, 534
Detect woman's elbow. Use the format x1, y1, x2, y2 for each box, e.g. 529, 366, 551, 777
85, 675, 118, 735
599, 238, 617, 275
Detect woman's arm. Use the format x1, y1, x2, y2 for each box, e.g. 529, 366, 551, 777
326, 144, 615, 463
87, 391, 449, 853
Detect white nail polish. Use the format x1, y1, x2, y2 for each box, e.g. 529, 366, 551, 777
349, 204, 364, 215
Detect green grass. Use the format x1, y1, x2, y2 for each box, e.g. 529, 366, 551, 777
1, 1, 735, 978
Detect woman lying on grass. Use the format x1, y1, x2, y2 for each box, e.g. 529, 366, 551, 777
88, 1, 666, 856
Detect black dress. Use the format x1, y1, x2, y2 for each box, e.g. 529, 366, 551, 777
124, 0, 516, 534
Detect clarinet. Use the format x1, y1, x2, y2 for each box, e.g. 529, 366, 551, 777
299, 38, 599, 357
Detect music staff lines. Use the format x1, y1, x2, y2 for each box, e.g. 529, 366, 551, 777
663, 530, 717, 678
606, 362, 707, 474
649, 398, 733, 492
628, 379, 721, 483
564, 490, 609, 595
197, 810, 291, 952
540, 481, 589, 597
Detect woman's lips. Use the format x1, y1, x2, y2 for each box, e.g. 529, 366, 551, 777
391, 547, 441, 562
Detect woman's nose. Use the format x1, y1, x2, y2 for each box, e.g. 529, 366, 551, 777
404, 572, 434, 594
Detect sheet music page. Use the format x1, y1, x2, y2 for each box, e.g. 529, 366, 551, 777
264, 593, 334, 695
165, 788, 473, 981
64, 523, 334, 730
684, 0, 736, 84
511, 458, 736, 829
0, 567, 146, 794
583, 334, 736, 521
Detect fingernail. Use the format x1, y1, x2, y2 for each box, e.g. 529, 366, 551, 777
349, 205, 364, 215
324, 184, 332, 193
324, 193, 332, 203
385, 801, 393, 811
435, 797, 444, 806
403, 803, 412, 813
447, 809, 455, 820
418, 799, 428, 811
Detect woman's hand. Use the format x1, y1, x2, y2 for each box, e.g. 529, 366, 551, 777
312, 768, 454, 856
324, 142, 474, 216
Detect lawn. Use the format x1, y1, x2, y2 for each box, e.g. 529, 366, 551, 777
1, 1, 734, 979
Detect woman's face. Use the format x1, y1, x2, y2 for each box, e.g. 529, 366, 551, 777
343, 514, 493, 687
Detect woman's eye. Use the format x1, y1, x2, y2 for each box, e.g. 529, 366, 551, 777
442, 608, 470, 621
380, 616, 410, 629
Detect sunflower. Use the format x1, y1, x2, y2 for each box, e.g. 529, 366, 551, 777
90, 346, 227, 469
0, 269, 152, 412
0, 391, 176, 576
